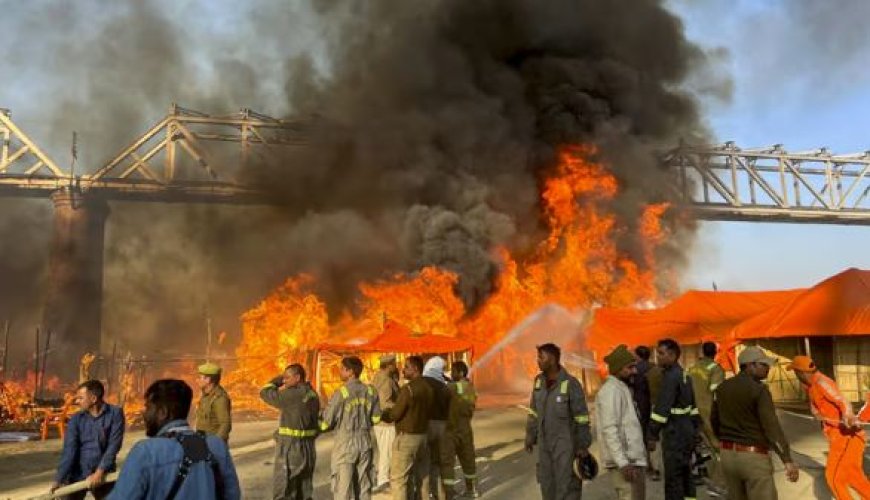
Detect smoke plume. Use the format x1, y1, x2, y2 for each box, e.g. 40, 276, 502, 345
0, 0, 716, 360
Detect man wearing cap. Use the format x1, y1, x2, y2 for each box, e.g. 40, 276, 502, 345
712, 346, 798, 500
686, 341, 726, 496
524, 343, 592, 500
646, 338, 697, 500
788, 354, 870, 499
372, 353, 400, 493
261, 363, 320, 500
596, 345, 646, 500
194, 362, 232, 442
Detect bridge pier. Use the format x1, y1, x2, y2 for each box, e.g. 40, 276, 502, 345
43, 188, 109, 378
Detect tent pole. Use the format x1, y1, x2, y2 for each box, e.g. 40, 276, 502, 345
803, 336, 811, 358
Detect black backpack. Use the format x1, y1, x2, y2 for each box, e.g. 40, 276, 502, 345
163, 431, 225, 500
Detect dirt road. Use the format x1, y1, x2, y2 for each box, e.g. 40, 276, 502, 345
0, 407, 846, 499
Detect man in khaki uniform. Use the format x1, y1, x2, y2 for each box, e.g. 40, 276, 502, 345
687, 341, 726, 495
441, 361, 479, 498
320, 356, 381, 499
381, 355, 433, 500
194, 362, 231, 442
372, 353, 399, 492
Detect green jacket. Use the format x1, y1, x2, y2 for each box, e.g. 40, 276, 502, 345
195, 384, 232, 441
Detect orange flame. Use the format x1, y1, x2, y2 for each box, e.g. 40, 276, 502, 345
227, 145, 669, 401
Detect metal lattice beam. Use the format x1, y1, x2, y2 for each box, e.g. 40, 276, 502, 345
665, 142, 870, 225
0, 109, 72, 196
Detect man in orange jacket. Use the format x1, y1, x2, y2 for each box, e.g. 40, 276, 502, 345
788, 355, 870, 500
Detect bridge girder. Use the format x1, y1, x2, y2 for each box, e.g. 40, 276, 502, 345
665, 142, 870, 225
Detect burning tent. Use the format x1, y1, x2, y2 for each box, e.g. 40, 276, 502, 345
313, 319, 472, 397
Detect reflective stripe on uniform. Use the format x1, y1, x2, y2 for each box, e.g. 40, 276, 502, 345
340, 386, 350, 399
458, 382, 465, 395
367, 385, 375, 396
319, 420, 329, 431
573, 414, 590, 425
344, 397, 372, 411
442, 479, 461, 486
670, 406, 695, 415
464, 474, 477, 479
303, 390, 317, 403
527, 408, 538, 418
278, 427, 317, 438
709, 383, 720, 392
372, 415, 382, 424
560, 380, 569, 394
261, 383, 276, 390
651, 412, 668, 424
535, 378, 541, 390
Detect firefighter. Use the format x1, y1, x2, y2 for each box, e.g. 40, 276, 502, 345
320, 356, 381, 500
687, 341, 726, 496
260, 363, 320, 500
646, 338, 698, 500
788, 355, 870, 500
524, 343, 592, 500
194, 362, 232, 442
441, 361, 479, 498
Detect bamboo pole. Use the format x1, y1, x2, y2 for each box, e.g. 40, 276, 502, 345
1, 319, 9, 377
27, 472, 120, 500
38, 329, 52, 398
33, 327, 41, 402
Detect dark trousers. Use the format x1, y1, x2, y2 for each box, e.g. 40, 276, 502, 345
662, 423, 696, 500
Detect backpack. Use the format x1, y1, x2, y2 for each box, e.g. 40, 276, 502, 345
163, 431, 224, 500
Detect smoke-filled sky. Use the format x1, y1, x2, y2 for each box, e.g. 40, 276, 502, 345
0, 0, 867, 360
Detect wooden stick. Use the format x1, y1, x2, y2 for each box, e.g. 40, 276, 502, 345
38, 329, 52, 398
26, 472, 120, 500
33, 327, 40, 402
1, 319, 9, 376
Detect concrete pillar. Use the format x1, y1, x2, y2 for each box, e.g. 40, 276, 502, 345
43, 188, 108, 378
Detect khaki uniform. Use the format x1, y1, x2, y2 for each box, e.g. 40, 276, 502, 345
260, 381, 320, 500
688, 356, 726, 487
372, 369, 399, 488
321, 379, 381, 500
195, 384, 232, 442
524, 368, 592, 500
381, 377, 434, 500
440, 379, 477, 493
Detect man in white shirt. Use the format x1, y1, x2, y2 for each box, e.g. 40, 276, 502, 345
596, 344, 647, 500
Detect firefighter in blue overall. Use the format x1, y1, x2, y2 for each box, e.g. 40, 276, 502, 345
647, 338, 699, 500
524, 343, 592, 500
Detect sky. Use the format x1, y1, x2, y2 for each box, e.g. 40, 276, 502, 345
1, 0, 868, 297
671, 0, 870, 291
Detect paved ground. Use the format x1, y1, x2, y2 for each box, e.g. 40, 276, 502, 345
0, 406, 854, 499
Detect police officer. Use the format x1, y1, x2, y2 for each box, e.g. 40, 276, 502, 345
687, 341, 726, 496
647, 338, 698, 500
320, 356, 381, 500
260, 363, 320, 500
194, 362, 232, 442
372, 353, 400, 492
524, 343, 592, 500
441, 361, 479, 498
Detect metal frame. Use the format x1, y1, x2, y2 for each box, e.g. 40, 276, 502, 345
666, 142, 870, 224
0, 109, 71, 196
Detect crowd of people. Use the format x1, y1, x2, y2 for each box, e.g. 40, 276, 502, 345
48, 339, 870, 500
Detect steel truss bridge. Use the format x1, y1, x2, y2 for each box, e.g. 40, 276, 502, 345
2, 105, 870, 223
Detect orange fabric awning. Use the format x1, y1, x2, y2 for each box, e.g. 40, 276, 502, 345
316, 319, 472, 354
730, 268, 870, 339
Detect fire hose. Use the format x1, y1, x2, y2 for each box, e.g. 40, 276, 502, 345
26, 472, 119, 500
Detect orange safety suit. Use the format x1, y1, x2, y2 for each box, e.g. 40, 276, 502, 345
804, 371, 870, 500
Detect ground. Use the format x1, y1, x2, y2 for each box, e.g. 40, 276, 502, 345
0, 405, 852, 499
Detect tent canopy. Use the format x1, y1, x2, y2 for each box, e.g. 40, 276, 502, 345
588, 268, 870, 352
316, 319, 472, 355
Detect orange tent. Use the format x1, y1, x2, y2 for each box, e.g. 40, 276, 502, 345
587, 268, 870, 371
313, 320, 472, 397
587, 289, 801, 352
730, 268, 870, 339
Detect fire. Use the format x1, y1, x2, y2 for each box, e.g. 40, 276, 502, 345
228, 145, 668, 400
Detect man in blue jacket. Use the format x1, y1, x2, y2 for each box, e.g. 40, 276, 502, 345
52, 379, 125, 499
109, 379, 241, 500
